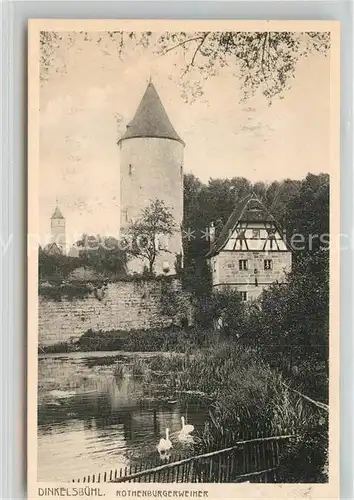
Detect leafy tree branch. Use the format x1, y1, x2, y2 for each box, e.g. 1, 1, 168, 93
40, 30, 330, 103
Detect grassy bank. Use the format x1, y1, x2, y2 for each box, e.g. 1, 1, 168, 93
128, 343, 328, 483
39, 326, 215, 354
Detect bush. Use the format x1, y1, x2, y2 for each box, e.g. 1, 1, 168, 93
76, 327, 181, 352
38, 341, 77, 354
278, 423, 328, 482
39, 282, 95, 301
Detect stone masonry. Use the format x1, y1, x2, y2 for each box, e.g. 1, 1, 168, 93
39, 279, 192, 346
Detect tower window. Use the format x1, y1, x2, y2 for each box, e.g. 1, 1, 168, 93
264, 259, 273, 270
240, 291, 248, 302
128, 164, 133, 176
124, 209, 128, 222
239, 259, 248, 271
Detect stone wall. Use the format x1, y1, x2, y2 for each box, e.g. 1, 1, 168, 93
39, 279, 192, 346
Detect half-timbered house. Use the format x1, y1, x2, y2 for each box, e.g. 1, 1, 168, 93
206, 193, 292, 301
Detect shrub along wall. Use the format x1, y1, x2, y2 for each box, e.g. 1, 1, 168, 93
39, 279, 193, 346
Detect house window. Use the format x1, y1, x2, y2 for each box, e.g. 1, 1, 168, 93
213, 260, 216, 272
239, 259, 248, 271
264, 259, 273, 270
252, 229, 260, 238
240, 291, 248, 302
128, 164, 133, 176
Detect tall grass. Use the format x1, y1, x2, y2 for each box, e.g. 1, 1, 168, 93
39, 326, 216, 355
137, 341, 327, 481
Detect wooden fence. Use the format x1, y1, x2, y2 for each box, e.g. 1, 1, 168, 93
72, 434, 296, 484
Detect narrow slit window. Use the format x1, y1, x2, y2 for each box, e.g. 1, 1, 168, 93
128, 164, 133, 176
239, 259, 248, 271
264, 259, 272, 270
240, 291, 248, 302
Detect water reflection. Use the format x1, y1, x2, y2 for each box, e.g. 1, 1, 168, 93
38, 354, 208, 483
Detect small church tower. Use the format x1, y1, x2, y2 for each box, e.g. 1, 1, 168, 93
50, 204, 66, 255
118, 81, 185, 275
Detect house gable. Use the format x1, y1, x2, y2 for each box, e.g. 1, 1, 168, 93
206, 193, 291, 257
223, 220, 288, 252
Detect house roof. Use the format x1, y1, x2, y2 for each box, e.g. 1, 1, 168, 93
118, 82, 185, 146
206, 193, 290, 257
51, 206, 64, 219
44, 242, 63, 255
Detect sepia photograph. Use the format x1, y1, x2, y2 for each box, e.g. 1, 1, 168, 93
28, 20, 340, 495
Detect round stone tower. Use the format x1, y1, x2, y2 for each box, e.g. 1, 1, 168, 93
118, 81, 184, 275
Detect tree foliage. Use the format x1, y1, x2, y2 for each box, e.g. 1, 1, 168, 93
124, 199, 176, 274
38, 247, 82, 283
40, 30, 329, 102
157, 31, 330, 101
204, 248, 329, 403
183, 172, 328, 276
38, 235, 128, 283
75, 235, 128, 277
185, 172, 330, 402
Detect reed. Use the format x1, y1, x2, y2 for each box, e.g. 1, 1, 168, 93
113, 363, 125, 379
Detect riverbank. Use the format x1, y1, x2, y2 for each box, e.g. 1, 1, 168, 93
124, 342, 329, 483
38, 350, 186, 359
39, 325, 214, 354
38, 329, 329, 483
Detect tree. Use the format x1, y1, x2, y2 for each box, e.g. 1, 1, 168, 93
124, 199, 176, 274
75, 234, 128, 278
157, 31, 330, 102
38, 247, 82, 283
282, 173, 329, 257
40, 31, 329, 103
242, 248, 329, 402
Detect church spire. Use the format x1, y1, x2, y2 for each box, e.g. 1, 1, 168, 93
51, 203, 64, 220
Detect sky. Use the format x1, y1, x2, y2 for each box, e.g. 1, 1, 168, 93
39, 32, 330, 244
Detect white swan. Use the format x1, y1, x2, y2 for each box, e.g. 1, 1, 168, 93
157, 428, 172, 454
179, 417, 194, 436
178, 432, 194, 445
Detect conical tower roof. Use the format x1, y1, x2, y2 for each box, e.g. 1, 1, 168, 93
118, 82, 185, 146
51, 206, 64, 219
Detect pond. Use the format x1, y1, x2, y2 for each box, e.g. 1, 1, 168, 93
38, 352, 209, 483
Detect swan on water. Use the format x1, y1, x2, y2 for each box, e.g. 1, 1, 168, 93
179, 417, 194, 436
157, 428, 172, 454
